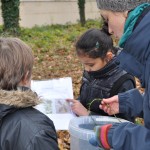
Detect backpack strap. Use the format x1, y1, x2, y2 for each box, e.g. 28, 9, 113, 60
110, 73, 136, 97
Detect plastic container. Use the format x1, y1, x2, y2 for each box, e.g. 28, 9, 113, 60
69, 116, 128, 150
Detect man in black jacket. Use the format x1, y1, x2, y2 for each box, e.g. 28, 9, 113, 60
0, 38, 59, 150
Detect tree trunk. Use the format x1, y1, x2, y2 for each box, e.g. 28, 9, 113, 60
78, 0, 86, 26
1, 0, 20, 33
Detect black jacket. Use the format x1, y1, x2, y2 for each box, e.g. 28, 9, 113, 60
0, 87, 59, 150
79, 57, 135, 120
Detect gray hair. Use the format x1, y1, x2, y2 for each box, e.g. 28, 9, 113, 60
0, 38, 34, 90
96, 0, 150, 12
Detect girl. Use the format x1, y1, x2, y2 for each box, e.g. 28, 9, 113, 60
67, 29, 135, 120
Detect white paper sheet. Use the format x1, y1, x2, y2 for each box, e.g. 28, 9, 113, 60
31, 77, 76, 130
47, 114, 76, 130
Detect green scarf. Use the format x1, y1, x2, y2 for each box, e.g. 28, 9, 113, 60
119, 3, 150, 48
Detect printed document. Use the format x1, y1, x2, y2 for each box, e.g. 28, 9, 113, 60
31, 77, 76, 130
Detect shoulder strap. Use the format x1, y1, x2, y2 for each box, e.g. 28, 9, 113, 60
110, 73, 136, 97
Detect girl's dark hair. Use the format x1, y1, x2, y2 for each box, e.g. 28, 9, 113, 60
101, 21, 110, 36
101, 15, 111, 36
76, 28, 116, 59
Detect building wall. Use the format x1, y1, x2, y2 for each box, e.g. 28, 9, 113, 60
0, 0, 100, 28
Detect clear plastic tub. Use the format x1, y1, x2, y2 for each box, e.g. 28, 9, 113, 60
69, 116, 128, 150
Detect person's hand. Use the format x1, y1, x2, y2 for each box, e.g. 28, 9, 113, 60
66, 99, 89, 116
100, 95, 119, 115
89, 124, 112, 150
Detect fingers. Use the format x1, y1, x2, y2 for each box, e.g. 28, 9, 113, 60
66, 99, 79, 110
100, 104, 115, 115
103, 95, 118, 104
66, 99, 78, 106
99, 103, 111, 115
66, 99, 78, 110
66, 99, 76, 103
66, 99, 89, 116
99, 95, 119, 115
100, 99, 114, 115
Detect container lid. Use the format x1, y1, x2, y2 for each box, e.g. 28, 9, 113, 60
69, 116, 128, 140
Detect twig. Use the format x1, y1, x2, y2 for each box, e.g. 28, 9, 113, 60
88, 98, 122, 123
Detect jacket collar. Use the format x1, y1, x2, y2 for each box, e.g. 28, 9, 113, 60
0, 87, 40, 119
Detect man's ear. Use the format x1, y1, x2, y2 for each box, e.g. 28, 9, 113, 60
124, 11, 129, 18
19, 71, 31, 87
105, 51, 113, 62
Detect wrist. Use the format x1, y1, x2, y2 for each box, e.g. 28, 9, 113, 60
96, 124, 112, 149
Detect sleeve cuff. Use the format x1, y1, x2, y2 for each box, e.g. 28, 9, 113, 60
118, 92, 130, 114
98, 124, 112, 149
107, 123, 120, 147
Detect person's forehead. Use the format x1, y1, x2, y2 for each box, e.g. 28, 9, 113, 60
100, 10, 112, 16
79, 55, 100, 62
100, 10, 125, 19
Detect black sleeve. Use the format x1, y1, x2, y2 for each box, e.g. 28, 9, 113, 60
26, 123, 59, 150
117, 80, 135, 94
110, 74, 136, 97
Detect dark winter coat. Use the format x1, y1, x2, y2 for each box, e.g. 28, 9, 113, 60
0, 87, 59, 150
79, 57, 135, 119
107, 6, 150, 150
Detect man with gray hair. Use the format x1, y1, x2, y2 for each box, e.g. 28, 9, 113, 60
0, 38, 59, 150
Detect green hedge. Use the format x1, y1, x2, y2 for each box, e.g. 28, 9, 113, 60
1, 0, 20, 33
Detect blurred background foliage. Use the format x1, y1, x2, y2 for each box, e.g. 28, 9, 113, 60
0, 19, 102, 98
